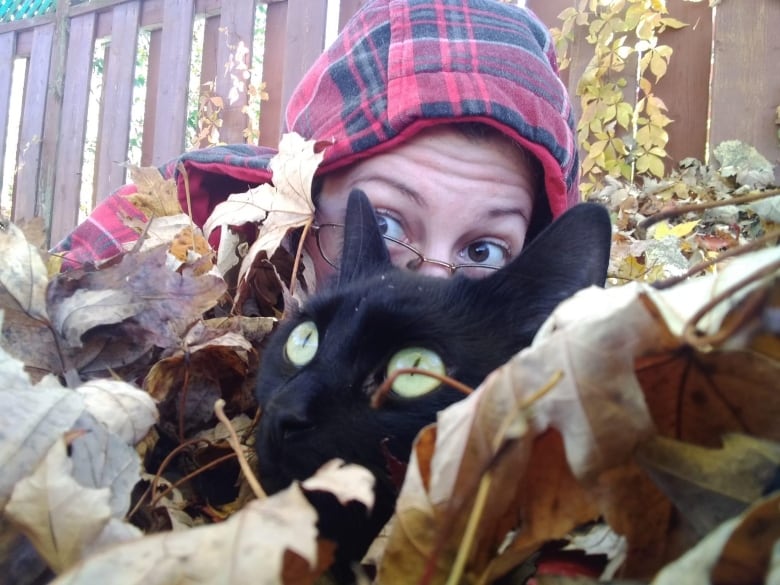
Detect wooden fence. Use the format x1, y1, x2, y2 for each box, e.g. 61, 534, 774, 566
0, 0, 778, 247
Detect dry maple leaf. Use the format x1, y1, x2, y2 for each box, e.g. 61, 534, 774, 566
1, 348, 155, 576
125, 164, 183, 218
48, 246, 227, 351
202, 132, 323, 296
0, 220, 49, 322
51, 462, 374, 585
652, 492, 780, 585
378, 245, 779, 584
5, 440, 142, 574
636, 433, 780, 536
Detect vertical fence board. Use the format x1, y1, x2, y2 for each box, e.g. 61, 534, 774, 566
151, 0, 195, 165
258, 1, 286, 147
337, 0, 363, 29
38, 0, 71, 241
141, 28, 161, 165
656, 0, 712, 168
526, 0, 567, 34
50, 12, 96, 244
216, 1, 256, 144
710, 0, 780, 180
196, 15, 219, 149
0, 32, 15, 197
95, 1, 140, 202
280, 0, 327, 129
14, 23, 52, 221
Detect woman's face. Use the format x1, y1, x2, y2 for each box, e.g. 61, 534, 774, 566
308, 125, 538, 283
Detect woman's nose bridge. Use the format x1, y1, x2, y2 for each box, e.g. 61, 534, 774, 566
414, 259, 454, 278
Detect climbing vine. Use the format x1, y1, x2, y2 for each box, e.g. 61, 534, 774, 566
550, 0, 688, 198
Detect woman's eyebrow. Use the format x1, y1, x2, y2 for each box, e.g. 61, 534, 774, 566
486, 206, 531, 221
355, 175, 424, 206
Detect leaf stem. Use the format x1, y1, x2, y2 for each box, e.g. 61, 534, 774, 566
215, 398, 267, 499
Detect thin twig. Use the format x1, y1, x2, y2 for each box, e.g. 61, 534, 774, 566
151, 452, 238, 508
214, 399, 267, 499
682, 258, 780, 349
177, 162, 196, 247
638, 187, 780, 230
288, 219, 313, 300
371, 368, 474, 409
445, 473, 493, 585
127, 436, 209, 519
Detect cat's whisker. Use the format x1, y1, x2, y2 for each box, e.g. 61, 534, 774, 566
371, 368, 474, 409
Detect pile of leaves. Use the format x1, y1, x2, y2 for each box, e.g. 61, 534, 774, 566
0, 134, 778, 585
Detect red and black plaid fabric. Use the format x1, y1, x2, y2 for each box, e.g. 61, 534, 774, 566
53, 0, 578, 270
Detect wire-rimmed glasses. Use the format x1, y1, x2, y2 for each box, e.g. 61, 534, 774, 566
311, 223, 502, 278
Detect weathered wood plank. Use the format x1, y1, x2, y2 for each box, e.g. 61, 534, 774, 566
215, 1, 256, 144
656, 0, 712, 168
710, 0, 780, 182
280, 0, 327, 124
95, 1, 140, 202
337, 0, 364, 29
151, 0, 195, 165
258, 1, 285, 147
197, 14, 219, 148
14, 22, 53, 221
38, 0, 71, 242
0, 32, 15, 198
50, 12, 96, 244
141, 28, 162, 165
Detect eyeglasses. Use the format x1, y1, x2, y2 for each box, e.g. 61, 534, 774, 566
311, 223, 502, 278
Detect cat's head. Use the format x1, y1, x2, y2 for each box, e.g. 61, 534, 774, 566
254, 189, 611, 568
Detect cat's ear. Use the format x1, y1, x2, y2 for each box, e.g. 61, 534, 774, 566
482, 202, 612, 304
338, 189, 393, 287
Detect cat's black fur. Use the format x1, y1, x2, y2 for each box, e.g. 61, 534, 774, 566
255, 189, 611, 576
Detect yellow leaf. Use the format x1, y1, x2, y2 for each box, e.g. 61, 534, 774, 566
654, 219, 699, 239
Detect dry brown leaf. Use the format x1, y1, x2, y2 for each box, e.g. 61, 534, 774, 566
5, 440, 142, 574
74, 379, 158, 445
48, 246, 226, 350
126, 165, 183, 218
378, 245, 779, 584
651, 492, 780, 585
0, 220, 49, 321
637, 434, 780, 535
202, 133, 322, 302
51, 462, 374, 585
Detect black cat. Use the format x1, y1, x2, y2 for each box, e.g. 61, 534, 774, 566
255, 189, 611, 576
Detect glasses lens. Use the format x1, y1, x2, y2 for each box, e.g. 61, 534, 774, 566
316, 224, 345, 267
383, 238, 422, 268
453, 264, 499, 278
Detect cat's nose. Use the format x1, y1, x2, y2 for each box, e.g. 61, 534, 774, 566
264, 405, 314, 442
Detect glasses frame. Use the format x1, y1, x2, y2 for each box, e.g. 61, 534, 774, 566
311, 223, 502, 276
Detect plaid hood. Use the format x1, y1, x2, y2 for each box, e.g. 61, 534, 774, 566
289, 0, 579, 217
53, 0, 577, 268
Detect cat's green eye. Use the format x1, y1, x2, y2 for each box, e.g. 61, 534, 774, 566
285, 321, 319, 366
387, 347, 445, 398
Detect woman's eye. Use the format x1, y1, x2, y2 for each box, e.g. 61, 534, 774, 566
462, 240, 510, 266
374, 212, 406, 241
387, 347, 445, 398
284, 321, 319, 366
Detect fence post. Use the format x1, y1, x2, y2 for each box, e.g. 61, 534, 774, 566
14, 22, 53, 222
215, 1, 256, 144
0, 32, 14, 200
37, 0, 69, 243
710, 0, 780, 182
655, 0, 712, 169
94, 1, 140, 203
150, 0, 195, 167
49, 11, 97, 246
